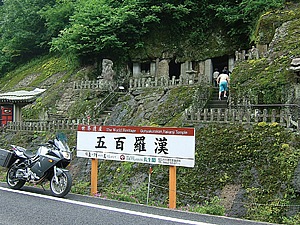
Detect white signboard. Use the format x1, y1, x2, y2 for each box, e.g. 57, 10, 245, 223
77, 125, 195, 167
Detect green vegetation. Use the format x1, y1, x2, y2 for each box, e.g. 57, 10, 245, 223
71, 181, 91, 195
231, 3, 300, 104
0, 55, 78, 91
181, 197, 225, 216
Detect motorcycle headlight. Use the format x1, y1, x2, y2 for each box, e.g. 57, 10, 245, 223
62, 151, 71, 160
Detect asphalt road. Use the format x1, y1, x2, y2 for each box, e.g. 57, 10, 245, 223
0, 183, 279, 225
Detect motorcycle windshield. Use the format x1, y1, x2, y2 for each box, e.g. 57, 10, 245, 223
54, 139, 70, 152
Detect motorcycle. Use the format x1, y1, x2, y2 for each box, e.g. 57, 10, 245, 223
5, 133, 73, 197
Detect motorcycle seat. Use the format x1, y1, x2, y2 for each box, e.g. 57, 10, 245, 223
24, 150, 35, 158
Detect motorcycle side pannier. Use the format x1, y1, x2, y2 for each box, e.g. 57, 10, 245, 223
0, 148, 16, 168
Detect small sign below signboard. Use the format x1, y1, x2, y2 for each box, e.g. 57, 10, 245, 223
77, 125, 195, 167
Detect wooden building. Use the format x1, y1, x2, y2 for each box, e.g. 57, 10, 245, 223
0, 88, 46, 126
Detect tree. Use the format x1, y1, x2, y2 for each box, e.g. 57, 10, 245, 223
211, 0, 285, 38
39, 0, 76, 40
0, 0, 286, 73
51, 0, 145, 61
0, 0, 53, 71
50, 0, 197, 62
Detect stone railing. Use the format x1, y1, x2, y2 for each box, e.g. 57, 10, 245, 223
73, 79, 112, 90
73, 75, 208, 91
4, 108, 298, 132
129, 75, 207, 90
235, 49, 258, 61
184, 108, 299, 130
5, 118, 106, 132
235, 45, 268, 61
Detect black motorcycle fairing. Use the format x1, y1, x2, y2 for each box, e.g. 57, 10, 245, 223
31, 155, 61, 177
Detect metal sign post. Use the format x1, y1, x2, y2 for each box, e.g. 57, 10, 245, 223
146, 166, 153, 205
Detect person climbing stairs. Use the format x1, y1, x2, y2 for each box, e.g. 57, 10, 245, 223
204, 87, 228, 109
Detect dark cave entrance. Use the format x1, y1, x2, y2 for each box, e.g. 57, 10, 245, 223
169, 59, 181, 79
141, 62, 150, 74
212, 55, 229, 73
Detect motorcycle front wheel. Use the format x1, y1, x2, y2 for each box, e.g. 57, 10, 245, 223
50, 170, 72, 197
6, 166, 26, 190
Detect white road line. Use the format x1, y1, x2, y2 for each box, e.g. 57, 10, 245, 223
0, 186, 216, 225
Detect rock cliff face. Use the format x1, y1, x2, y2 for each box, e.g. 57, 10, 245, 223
106, 86, 202, 127
231, 3, 300, 107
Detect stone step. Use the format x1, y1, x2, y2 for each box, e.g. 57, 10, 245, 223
205, 105, 228, 109
99, 114, 109, 120
205, 99, 228, 109
211, 96, 228, 100
207, 100, 228, 104
204, 87, 229, 109
103, 110, 113, 114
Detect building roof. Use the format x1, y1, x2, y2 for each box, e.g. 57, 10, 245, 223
0, 88, 46, 103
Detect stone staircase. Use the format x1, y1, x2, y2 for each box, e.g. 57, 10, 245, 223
204, 87, 228, 109
56, 84, 79, 116
52, 82, 126, 123
182, 87, 229, 123
96, 91, 126, 124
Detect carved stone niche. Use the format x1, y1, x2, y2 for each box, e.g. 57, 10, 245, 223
290, 58, 300, 83
290, 58, 300, 72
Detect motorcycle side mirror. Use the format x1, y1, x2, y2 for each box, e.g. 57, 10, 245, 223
71, 146, 76, 153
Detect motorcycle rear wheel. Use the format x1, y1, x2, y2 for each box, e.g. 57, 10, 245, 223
50, 170, 72, 197
6, 166, 26, 190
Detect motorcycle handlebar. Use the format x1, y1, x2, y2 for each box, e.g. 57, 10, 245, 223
48, 140, 55, 145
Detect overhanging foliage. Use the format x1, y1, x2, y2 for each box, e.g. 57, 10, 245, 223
0, 0, 287, 74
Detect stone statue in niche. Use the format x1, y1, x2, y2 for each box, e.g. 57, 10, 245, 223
100, 59, 116, 90
101, 59, 115, 81
248, 46, 259, 60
